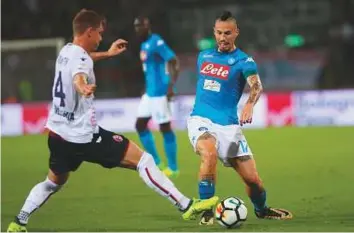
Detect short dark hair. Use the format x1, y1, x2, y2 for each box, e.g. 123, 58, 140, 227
72, 9, 105, 35
136, 15, 149, 21
134, 15, 150, 25
216, 10, 238, 27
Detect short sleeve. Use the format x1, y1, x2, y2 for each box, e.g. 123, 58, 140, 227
154, 37, 176, 62
71, 55, 92, 78
196, 52, 203, 70
240, 57, 258, 79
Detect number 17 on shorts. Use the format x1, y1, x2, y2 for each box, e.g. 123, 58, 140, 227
238, 140, 249, 154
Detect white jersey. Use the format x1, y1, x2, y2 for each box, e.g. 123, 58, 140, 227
46, 43, 98, 143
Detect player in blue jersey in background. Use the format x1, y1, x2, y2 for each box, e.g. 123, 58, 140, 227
187, 11, 293, 225
134, 16, 179, 178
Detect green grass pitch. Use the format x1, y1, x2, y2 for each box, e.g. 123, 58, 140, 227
1, 127, 354, 231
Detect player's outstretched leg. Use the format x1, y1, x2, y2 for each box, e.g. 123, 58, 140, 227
120, 140, 219, 220
135, 117, 164, 169
195, 133, 218, 225
7, 171, 66, 232
159, 122, 178, 178
229, 156, 293, 220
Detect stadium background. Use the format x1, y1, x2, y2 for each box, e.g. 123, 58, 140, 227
1, 0, 354, 231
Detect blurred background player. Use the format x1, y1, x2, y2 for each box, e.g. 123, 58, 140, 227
187, 11, 293, 225
7, 9, 218, 232
134, 16, 180, 177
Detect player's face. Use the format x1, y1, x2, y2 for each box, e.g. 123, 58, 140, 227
134, 19, 150, 39
87, 23, 104, 51
214, 20, 239, 52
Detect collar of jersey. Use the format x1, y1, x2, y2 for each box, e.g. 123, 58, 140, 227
215, 47, 239, 55
143, 33, 154, 43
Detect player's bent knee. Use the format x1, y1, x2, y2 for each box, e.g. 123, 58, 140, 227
197, 138, 217, 159
120, 141, 144, 169
48, 170, 69, 186
159, 122, 172, 133
44, 176, 63, 193
201, 149, 217, 164
197, 139, 218, 176
135, 118, 149, 132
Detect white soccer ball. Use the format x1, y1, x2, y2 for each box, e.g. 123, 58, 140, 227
215, 197, 248, 228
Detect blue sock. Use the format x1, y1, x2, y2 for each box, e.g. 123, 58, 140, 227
250, 190, 267, 212
162, 131, 177, 171
138, 130, 161, 165
199, 180, 215, 200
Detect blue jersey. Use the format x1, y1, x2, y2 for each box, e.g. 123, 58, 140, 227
191, 48, 258, 125
140, 33, 176, 97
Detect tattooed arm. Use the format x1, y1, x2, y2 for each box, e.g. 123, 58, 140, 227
246, 74, 263, 106
240, 74, 263, 126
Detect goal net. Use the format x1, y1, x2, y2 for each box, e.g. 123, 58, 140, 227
1, 38, 65, 102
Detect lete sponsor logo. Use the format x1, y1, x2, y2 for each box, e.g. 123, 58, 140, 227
200, 62, 230, 80
23, 103, 50, 134
267, 93, 294, 127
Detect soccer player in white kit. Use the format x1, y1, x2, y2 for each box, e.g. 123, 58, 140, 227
7, 9, 218, 232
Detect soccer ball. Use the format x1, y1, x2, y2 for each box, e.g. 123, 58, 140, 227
215, 197, 247, 228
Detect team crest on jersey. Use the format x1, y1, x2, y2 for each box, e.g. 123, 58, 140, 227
113, 135, 123, 143
228, 57, 236, 65
140, 51, 147, 61
200, 62, 230, 80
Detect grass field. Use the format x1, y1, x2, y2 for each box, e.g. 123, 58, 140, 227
2, 127, 354, 232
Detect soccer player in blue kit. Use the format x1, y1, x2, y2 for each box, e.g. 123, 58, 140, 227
134, 16, 179, 177
187, 11, 293, 225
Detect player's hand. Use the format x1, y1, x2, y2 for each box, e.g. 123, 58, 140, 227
107, 39, 128, 57
82, 84, 96, 97
240, 103, 253, 126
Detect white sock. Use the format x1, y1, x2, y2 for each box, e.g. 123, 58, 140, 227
17, 177, 62, 225
137, 152, 191, 210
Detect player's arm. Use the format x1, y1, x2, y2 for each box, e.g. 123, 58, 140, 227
73, 73, 96, 97
90, 51, 111, 61
155, 37, 180, 95
245, 74, 263, 106
240, 57, 262, 126
167, 57, 180, 85
90, 39, 128, 62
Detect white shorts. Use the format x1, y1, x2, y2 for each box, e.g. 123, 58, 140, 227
137, 94, 172, 124
187, 116, 253, 167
